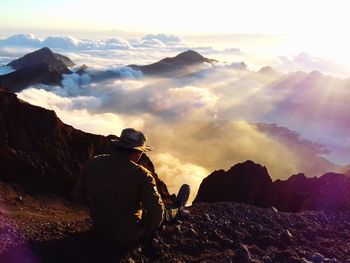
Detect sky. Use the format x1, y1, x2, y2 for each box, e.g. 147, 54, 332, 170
1, 0, 350, 64
1, 0, 349, 35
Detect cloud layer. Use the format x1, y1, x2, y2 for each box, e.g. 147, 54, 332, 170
0, 34, 130, 50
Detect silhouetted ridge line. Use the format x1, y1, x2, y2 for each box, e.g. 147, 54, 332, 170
8, 47, 75, 70
0, 88, 173, 203
0, 47, 74, 92
128, 49, 217, 76
194, 160, 350, 212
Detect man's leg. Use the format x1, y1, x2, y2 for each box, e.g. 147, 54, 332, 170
176, 184, 190, 208
163, 184, 190, 222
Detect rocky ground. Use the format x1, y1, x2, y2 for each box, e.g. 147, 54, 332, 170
0, 182, 350, 263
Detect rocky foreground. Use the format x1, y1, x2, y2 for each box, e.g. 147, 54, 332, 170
0, 182, 349, 263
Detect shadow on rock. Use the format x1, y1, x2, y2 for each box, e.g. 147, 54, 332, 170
0, 230, 137, 263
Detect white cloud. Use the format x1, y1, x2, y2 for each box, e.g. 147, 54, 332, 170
18, 72, 218, 122
142, 34, 182, 44
0, 34, 41, 47
135, 34, 182, 48
97, 81, 217, 119
0, 34, 183, 51
222, 47, 242, 54
42, 36, 82, 50
17, 87, 145, 136
17, 87, 100, 111
151, 153, 208, 204
0, 34, 131, 51
276, 52, 350, 78
137, 39, 167, 48
146, 85, 218, 119
105, 66, 143, 79
129, 33, 185, 49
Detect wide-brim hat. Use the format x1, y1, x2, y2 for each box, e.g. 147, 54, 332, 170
111, 128, 153, 152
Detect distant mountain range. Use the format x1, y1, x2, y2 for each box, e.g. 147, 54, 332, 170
0, 48, 218, 92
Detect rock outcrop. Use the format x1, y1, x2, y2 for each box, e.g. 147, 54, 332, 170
194, 160, 350, 212
0, 88, 173, 202
0, 88, 109, 194
0, 47, 74, 93
272, 172, 350, 212
128, 50, 217, 76
194, 160, 273, 207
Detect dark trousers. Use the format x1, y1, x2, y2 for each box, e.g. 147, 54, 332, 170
163, 203, 181, 223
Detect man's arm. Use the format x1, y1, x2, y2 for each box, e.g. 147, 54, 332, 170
138, 170, 165, 234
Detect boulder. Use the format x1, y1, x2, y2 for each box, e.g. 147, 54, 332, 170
195, 160, 350, 212
194, 160, 273, 207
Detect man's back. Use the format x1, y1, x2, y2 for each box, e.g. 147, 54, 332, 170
78, 151, 164, 243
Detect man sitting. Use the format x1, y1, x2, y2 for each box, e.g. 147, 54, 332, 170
73, 128, 190, 243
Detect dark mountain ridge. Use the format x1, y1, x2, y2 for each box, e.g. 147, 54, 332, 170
8, 47, 75, 70
194, 160, 350, 212
0, 87, 173, 203
0, 47, 74, 93
0, 48, 219, 91
0, 62, 71, 93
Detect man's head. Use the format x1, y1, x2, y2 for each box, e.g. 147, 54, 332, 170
112, 128, 152, 162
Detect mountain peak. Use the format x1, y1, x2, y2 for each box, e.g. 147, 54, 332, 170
175, 50, 204, 60
196, 159, 350, 212
0, 48, 75, 92
7, 47, 75, 70
128, 50, 217, 76
34, 46, 54, 55
172, 50, 217, 65
194, 160, 272, 204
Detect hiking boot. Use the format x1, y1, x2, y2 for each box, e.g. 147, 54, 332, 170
177, 208, 191, 219
176, 184, 190, 208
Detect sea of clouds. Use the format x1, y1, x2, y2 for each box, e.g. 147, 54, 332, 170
1, 33, 349, 202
